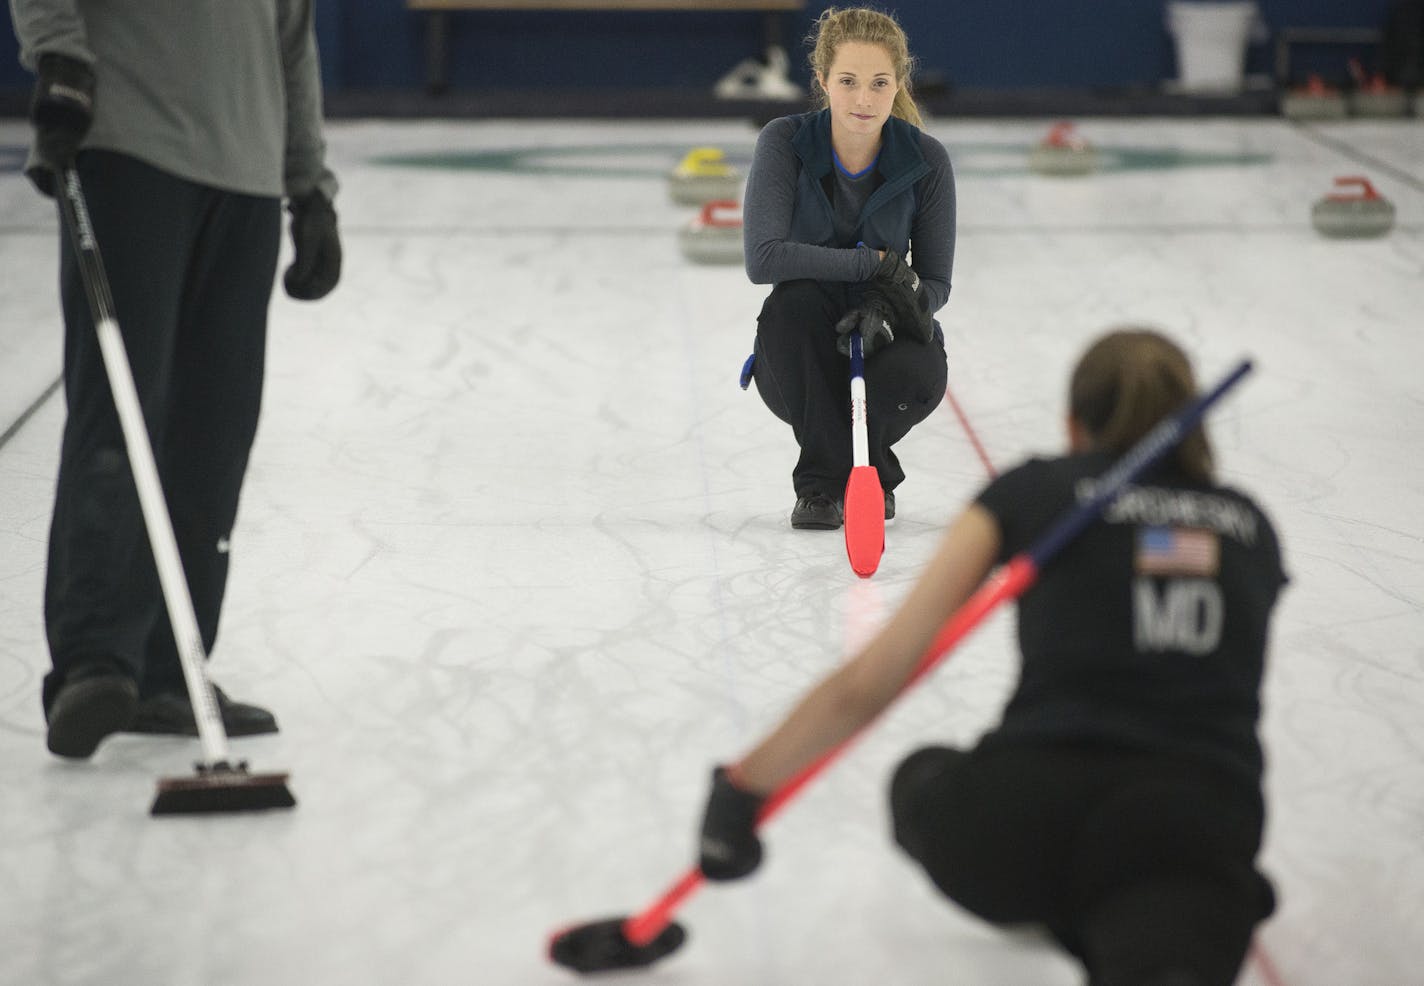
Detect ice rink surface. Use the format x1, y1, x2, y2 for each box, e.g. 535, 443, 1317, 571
1, 115, 1421, 985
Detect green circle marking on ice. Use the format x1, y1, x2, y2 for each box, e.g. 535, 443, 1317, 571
371, 142, 1272, 179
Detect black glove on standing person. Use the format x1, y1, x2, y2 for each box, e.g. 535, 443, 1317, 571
283, 190, 342, 300
868, 248, 935, 345
699, 765, 766, 881
27, 53, 95, 197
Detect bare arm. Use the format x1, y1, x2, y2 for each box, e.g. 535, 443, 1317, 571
734, 503, 1001, 793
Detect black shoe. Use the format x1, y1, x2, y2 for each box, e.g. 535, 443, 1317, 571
128, 685, 278, 737
791, 493, 843, 530
46, 662, 139, 760
884, 490, 896, 520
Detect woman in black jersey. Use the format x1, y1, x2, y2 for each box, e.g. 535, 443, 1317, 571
741, 7, 955, 529
697, 329, 1287, 986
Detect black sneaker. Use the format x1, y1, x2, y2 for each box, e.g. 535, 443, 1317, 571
128, 685, 278, 737
884, 490, 896, 520
791, 493, 843, 530
46, 662, 139, 759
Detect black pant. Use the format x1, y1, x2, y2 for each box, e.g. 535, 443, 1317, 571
752, 280, 947, 498
43, 151, 281, 711
889, 742, 1274, 986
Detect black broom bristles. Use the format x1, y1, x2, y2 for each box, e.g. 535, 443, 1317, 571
150, 762, 296, 816
548, 918, 687, 975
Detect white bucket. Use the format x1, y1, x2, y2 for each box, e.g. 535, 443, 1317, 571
1166, 1, 1257, 94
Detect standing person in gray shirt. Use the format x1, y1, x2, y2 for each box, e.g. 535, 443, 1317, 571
11, 0, 343, 759
743, 6, 954, 530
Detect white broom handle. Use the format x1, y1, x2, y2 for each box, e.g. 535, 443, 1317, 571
92, 319, 230, 764
850, 376, 868, 467
850, 331, 869, 468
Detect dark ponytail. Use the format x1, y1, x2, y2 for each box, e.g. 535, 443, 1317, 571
1069, 328, 1215, 483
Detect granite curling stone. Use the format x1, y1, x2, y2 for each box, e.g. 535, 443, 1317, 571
1347, 76, 1408, 118
1281, 74, 1348, 120
1345, 59, 1407, 117
1311, 176, 1395, 239
678, 199, 744, 265
668, 147, 743, 206
1028, 122, 1097, 177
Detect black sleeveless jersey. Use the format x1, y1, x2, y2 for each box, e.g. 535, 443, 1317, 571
974, 452, 1287, 783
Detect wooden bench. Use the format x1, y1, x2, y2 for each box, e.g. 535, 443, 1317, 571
407, 0, 807, 94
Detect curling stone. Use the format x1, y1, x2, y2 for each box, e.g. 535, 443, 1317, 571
1280, 75, 1347, 120
1346, 71, 1408, 118
1350, 84, 1408, 117
668, 147, 742, 206
678, 199, 744, 265
1310, 176, 1395, 239
1028, 122, 1097, 177
1345, 59, 1407, 117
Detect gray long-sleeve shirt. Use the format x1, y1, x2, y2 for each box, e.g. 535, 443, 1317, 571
10, 0, 335, 200
742, 111, 955, 314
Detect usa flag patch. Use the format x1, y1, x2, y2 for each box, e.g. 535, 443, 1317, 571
1135, 526, 1219, 577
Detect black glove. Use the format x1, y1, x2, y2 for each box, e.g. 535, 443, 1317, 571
283, 190, 342, 300
835, 295, 896, 358
27, 53, 95, 197
870, 248, 920, 296
868, 249, 934, 345
699, 765, 766, 881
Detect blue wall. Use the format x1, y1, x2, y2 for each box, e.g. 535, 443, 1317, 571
1, 1, 1398, 93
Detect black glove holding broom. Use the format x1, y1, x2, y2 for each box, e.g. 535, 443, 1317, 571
699, 764, 767, 880
834, 248, 935, 358
26, 52, 94, 197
